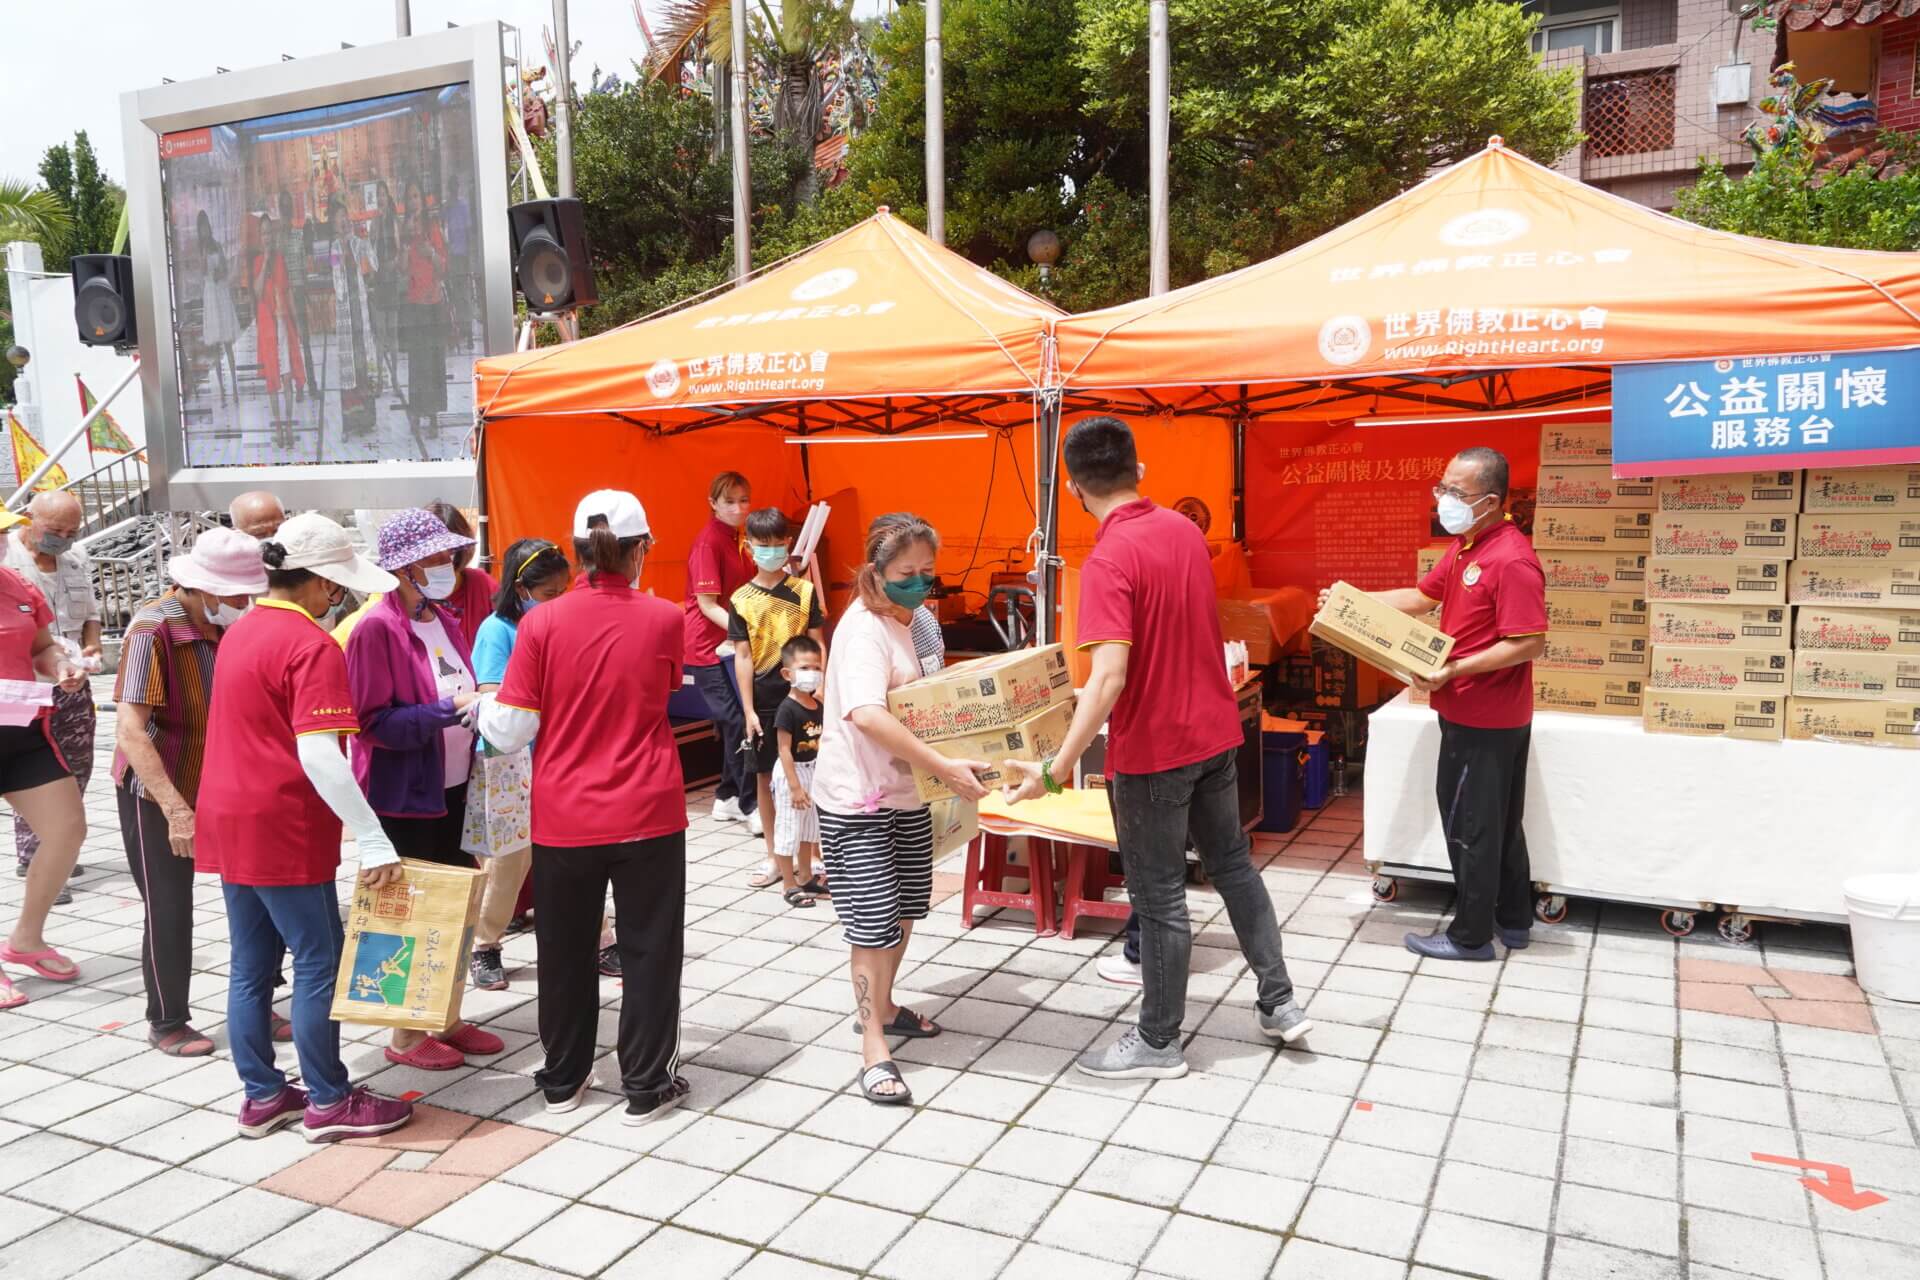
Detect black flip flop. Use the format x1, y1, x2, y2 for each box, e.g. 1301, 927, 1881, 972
858, 1060, 913, 1106
800, 876, 831, 898
783, 887, 816, 909
852, 1006, 940, 1039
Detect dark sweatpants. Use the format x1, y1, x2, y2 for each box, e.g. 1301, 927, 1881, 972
118, 785, 197, 1033
532, 833, 686, 1104
1436, 716, 1534, 949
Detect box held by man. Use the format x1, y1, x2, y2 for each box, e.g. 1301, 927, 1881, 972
1308, 582, 1456, 684
911, 699, 1077, 803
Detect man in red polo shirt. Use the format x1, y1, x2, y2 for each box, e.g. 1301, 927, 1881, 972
1343, 447, 1547, 961
1004, 417, 1311, 1080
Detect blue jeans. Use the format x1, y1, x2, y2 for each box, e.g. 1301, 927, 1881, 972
691, 661, 754, 813
1111, 747, 1295, 1049
224, 880, 350, 1107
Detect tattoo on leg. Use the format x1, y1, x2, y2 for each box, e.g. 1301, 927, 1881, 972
852, 973, 872, 1036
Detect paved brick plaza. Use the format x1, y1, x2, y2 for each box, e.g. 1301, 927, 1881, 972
1, 694, 1917, 1279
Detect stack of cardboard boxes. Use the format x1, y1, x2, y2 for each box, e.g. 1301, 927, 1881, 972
885, 644, 1078, 801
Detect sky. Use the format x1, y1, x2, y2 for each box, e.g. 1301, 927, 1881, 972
0, 0, 894, 186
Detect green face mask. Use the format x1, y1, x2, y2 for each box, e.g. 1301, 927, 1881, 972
883, 573, 935, 608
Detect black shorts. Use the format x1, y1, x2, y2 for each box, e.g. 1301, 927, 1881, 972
0, 722, 71, 795
748, 706, 784, 775
377, 782, 477, 868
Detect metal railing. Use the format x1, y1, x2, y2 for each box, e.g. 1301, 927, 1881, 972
59, 448, 152, 537
80, 512, 221, 637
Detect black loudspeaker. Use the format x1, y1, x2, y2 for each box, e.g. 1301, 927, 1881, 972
72, 254, 137, 348
507, 198, 597, 313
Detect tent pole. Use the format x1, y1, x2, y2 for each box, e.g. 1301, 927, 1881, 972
1034, 392, 1063, 646
1147, 0, 1170, 296
553, 0, 574, 197
925, 0, 945, 245
1231, 413, 1246, 544
729, 0, 753, 284
473, 417, 491, 570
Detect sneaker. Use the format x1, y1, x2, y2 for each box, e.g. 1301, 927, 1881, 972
303, 1087, 414, 1143
470, 946, 507, 991
712, 796, 744, 823
1404, 931, 1496, 962
544, 1075, 593, 1114
1096, 953, 1142, 987
1259, 998, 1314, 1045
746, 808, 764, 837
624, 1075, 691, 1126
1074, 1027, 1188, 1080
237, 1085, 309, 1138
597, 945, 622, 978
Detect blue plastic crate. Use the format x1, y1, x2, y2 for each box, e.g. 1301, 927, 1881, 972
1258, 730, 1306, 833
1300, 737, 1331, 810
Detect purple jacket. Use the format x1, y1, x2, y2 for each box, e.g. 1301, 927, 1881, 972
345, 591, 472, 818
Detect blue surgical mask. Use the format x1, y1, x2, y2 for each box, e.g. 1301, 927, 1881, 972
751, 543, 791, 571
518, 593, 540, 616
1437, 494, 1485, 536
883, 574, 935, 608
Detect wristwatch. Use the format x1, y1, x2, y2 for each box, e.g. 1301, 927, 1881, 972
1040, 757, 1065, 795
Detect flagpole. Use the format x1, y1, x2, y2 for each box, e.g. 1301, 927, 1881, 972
6, 361, 140, 509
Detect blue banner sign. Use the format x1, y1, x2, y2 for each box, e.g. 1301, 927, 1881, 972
1612, 349, 1920, 477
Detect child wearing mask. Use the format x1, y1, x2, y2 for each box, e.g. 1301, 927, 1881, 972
772, 636, 827, 906
728, 509, 825, 905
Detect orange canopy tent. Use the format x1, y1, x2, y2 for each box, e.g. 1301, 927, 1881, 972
474, 212, 1070, 621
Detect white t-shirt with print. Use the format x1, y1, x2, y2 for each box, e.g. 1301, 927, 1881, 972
412, 611, 476, 788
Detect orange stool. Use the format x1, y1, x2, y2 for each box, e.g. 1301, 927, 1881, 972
960, 831, 1057, 934
1057, 841, 1131, 940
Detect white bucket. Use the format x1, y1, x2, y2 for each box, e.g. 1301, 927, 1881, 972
1843, 874, 1920, 1003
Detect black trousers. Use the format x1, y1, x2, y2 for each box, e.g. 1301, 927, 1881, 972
378, 783, 476, 868
1436, 717, 1534, 949
532, 833, 686, 1103
117, 785, 197, 1032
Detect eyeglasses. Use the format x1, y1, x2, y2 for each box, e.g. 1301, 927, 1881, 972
1431, 485, 1489, 503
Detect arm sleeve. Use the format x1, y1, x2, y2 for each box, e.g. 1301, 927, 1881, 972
831, 622, 892, 716
1494, 556, 1551, 638
346, 625, 459, 748
113, 619, 166, 708
1416, 546, 1457, 602
288, 639, 362, 737
476, 695, 540, 755
297, 733, 399, 868
726, 599, 748, 643
470, 619, 513, 687
686, 536, 723, 597
1074, 557, 1134, 648
805, 584, 825, 630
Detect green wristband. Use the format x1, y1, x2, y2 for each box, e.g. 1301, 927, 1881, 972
1040, 758, 1065, 795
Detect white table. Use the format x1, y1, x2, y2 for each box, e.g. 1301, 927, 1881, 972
1362, 691, 1920, 938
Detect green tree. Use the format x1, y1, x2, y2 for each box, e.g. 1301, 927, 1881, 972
1673, 130, 1920, 251
0, 181, 74, 403
35, 131, 121, 271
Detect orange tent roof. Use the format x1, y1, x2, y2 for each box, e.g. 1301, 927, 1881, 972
1055, 141, 1920, 420
476, 211, 1061, 434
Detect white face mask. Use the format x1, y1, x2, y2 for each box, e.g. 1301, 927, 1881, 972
1436, 493, 1486, 536
420, 565, 458, 600
205, 598, 246, 628
790, 669, 822, 693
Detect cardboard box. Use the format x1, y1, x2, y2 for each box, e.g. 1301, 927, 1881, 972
1531, 508, 1653, 552
1794, 607, 1920, 656
1791, 651, 1920, 701
1538, 421, 1613, 465
1544, 590, 1648, 635
1788, 561, 1920, 609
1536, 466, 1656, 509
887, 644, 1072, 743
332, 860, 486, 1034
1646, 558, 1787, 605
1802, 465, 1920, 513
1785, 697, 1920, 747
1536, 550, 1649, 593
1796, 513, 1920, 562
1646, 603, 1791, 650
1655, 471, 1801, 514
912, 699, 1077, 803
1649, 645, 1792, 694
1416, 543, 1449, 579
1217, 592, 1284, 665
1538, 632, 1650, 673
1642, 690, 1786, 741
1308, 581, 1456, 683
1648, 513, 1796, 559
1533, 670, 1643, 717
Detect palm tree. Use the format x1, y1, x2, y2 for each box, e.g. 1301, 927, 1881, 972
646, 0, 857, 155
0, 179, 72, 243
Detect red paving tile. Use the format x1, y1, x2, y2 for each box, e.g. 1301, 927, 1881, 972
1769, 969, 1866, 1005
259, 1144, 398, 1206
334, 1169, 485, 1228
1311, 819, 1364, 833
428, 1118, 558, 1177
1677, 957, 1773, 986
1289, 829, 1355, 848
341, 1103, 481, 1153
1763, 998, 1876, 1034
1678, 980, 1773, 1020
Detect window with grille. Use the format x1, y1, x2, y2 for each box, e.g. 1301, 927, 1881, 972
1584, 67, 1676, 156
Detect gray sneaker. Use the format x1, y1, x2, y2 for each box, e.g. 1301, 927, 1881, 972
1074, 1026, 1188, 1080
1259, 999, 1313, 1045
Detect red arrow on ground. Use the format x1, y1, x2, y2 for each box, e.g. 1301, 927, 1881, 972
1751, 1152, 1889, 1211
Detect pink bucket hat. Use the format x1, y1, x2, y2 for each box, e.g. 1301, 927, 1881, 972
168, 528, 269, 596
375, 508, 474, 571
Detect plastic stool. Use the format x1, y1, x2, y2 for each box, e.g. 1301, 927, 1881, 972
1057, 841, 1131, 940
960, 832, 1057, 934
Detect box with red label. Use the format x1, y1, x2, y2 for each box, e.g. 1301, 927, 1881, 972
1308, 582, 1456, 684
1536, 550, 1648, 593
1531, 508, 1653, 552
1646, 603, 1790, 650
1794, 607, 1920, 656
1646, 559, 1787, 605
911, 699, 1076, 803
1538, 422, 1612, 465
1788, 562, 1920, 609
1649, 646, 1791, 694
1648, 513, 1796, 559
1801, 466, 1920, 513
1643, 690, 1786, 742
1536, 466, 1656, 509
1654, 471, 1801, 514
1796, 513, 1920, 563
887, 644, 1072, 743
1785, 697, 1920, 747
1791, 651, 1920, 701
1544, 591, 1647, 635
1539, 632, 1650, 673
1533, 670, 1643, 717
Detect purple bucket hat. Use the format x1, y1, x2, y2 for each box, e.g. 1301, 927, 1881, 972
375, 508, 475, 571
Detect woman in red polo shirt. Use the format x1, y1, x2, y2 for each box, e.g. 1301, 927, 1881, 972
684, 472, 758, 840
476, 490, 691, 1126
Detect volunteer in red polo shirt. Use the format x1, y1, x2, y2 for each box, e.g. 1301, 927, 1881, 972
476, 489, 692, 1126
1004, 417, 1312, 1081
684, 471, 758, 836
1338, 447, 1548, 962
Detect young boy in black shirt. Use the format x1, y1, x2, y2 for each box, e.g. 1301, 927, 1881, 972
771, 636, 825, 907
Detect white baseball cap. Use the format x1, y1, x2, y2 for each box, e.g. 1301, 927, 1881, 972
573, 490, 650, 540
268, 512, 399, 594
